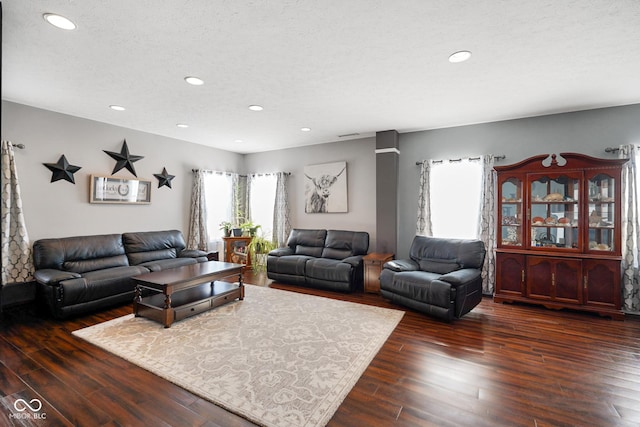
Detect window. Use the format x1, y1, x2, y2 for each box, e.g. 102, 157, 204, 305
204, 172, 234, 251
249, 174, 277, 239
429, 159, 482, 239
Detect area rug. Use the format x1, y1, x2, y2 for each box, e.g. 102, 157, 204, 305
73, 284, 404, 427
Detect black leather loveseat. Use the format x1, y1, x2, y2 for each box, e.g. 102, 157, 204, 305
380, 235, 486, 321
267, 229, 369, 292
33, 230, 208, 318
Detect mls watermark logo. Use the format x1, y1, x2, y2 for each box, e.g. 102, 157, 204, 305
10, 398, 47, 420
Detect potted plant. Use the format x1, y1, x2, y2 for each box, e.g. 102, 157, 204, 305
248, 234, 277, 272
219, 221, 233, 237
240, 220, 261, 237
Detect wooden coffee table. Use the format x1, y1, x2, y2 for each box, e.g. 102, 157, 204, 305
132, 261, 244, 328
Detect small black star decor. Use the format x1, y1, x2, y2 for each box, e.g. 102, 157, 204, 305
154, 167, 175, 189
103, 140, 144, 177
43, 155, 82, 184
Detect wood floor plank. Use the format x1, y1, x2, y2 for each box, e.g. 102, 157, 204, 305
1, 271, 639, 427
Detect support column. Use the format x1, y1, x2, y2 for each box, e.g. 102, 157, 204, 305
375, 130, 399, 254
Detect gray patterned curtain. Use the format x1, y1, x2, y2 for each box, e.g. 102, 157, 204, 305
273, 172, 291, 247
416, 160, 432, 236
619, 144, 640, 314
233, 174, 245, 226
478, 155, 497, 295
187, 170, 209, 251
1, 141, 34, 285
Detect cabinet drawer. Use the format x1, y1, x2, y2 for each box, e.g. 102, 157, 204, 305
174, 299, 211, 321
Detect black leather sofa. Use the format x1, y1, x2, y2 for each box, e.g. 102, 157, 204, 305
267, 229, 369, 292
380, 235, 486, 321
33, 230, 208, 318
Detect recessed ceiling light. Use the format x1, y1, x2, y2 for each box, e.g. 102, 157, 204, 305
449, 50, 472, 63
109, 105, 126, 111
43, 13, 76, 30
176, 123, 189, 128
248, 105, 264, 111
234, 139, 243, 143
184, 76, 204, 86
301, 127, 311, 132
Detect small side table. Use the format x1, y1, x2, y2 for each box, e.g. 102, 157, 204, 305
363, 253, 394, 293
222, 236, 252, 269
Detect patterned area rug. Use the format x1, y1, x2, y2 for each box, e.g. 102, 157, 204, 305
73, 284, 404, 427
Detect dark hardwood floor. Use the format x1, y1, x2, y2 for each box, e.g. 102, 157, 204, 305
2, 271, 639, 426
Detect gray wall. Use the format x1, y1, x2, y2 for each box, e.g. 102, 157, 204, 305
4, 100, 640, 259
1, 101, 244, 242
243, 137, 377, 250
397, 103, 640, 258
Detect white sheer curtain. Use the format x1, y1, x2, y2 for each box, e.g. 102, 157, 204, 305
247, 172, 291, 246
248, 174, 277, 238
428, 158, 482, 239
1, 141, 34, 285
619, 144, 640, 314
205, 172, 235, 254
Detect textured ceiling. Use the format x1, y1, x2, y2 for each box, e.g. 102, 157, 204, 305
3, 1, 640, 153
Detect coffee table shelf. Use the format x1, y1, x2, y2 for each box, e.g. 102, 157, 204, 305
133, 261, 244, 328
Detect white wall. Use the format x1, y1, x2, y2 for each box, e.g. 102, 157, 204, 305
2, 101, 243, 242
397, 104, 640, 258
244, 137, 377, 249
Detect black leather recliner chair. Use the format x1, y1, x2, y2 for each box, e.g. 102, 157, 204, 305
380, 235, 486, 321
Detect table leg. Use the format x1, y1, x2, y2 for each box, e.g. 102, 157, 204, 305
163, 293, 173, 328
238, 272, 244, 300
133, 285, 141, 316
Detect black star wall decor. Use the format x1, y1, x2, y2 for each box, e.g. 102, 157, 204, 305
103, 140, 144, 177
154, 167, 175, 189
43, 155, 82, 184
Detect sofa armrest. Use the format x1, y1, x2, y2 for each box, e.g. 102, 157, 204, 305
341, 255, 364, 268
179, 249, 208, 258
34, 269, 81, 286
439, 268, 482, 287
268, 247, 294, 257
383, 259, 419, 272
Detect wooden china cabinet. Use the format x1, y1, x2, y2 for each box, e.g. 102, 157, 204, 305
494, 153, 626, 319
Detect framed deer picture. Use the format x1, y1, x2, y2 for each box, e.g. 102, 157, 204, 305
304, 161, 348, 213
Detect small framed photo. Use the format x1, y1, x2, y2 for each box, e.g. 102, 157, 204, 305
90, 175, 151, 204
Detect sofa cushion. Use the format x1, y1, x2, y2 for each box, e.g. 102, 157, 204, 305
33, 234, 125, 271
287, 229, 327, 248
295, 245, 323, 257
321, 230, 369, 259
418, 259, 461, 274
128, 248, 178, 265
138, 257, 199, 272
64, 254, 129, 274
267, 255, 313, 276
409, 235, 485, 269
382, 271, 452, 308
305, 258, 352, 283
123, 230, 187, 265
60, 265, 148, 305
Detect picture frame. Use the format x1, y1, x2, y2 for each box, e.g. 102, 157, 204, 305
90, 175, 151, 204
304, 161, 348, 213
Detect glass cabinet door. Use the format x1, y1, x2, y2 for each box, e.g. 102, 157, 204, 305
587, 173, 616, 252
499, 177, 523, 246
529, 173, 581, 250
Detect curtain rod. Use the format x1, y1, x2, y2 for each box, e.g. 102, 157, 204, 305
6, 142, 25, 149
415, 154, 505, 166
605, 147, 619, 153
191, 169, 291, 176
